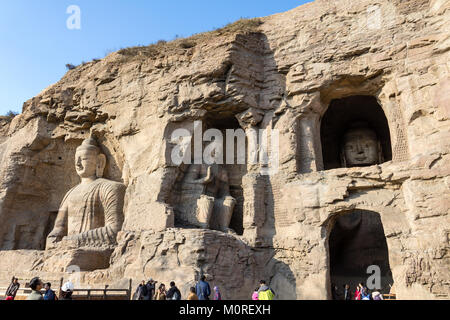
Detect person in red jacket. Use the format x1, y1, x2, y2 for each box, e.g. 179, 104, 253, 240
354, 283, 363, 300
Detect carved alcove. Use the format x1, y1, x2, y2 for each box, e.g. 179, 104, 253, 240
205, 115, 247, 235
327, 210, 394, 295
171, 115, 247, 235
320, 95, 393, 170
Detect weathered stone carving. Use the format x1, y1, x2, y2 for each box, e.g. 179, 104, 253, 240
178, 163, 236, 232
46, 138, 126, 249
341, 123, 383, 168
0, 0, 448, 300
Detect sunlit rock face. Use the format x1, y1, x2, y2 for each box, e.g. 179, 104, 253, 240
0, 0, 449, 300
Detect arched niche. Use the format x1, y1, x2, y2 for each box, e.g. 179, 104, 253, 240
171, 115, 247, 236
320, 95, 392, 170
327, 210, 394, 299
204, 115, 247, 235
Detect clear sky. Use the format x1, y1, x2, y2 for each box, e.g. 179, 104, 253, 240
0, 0, 311, 115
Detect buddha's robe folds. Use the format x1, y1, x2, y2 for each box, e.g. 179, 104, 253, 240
52, 178, 126, 246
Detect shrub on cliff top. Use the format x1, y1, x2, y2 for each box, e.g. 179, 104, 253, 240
117, 17, 263, 58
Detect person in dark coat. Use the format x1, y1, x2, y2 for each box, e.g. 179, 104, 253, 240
195, 275, 211, 300
135, 280, 147, 300
145, 279, 157, 300
343, 284, 352, 301
166, 281, 182, 300
5, 277, 20, 300
44, 282, 57, 300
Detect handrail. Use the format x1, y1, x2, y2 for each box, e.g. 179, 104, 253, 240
2, 278, 133, 300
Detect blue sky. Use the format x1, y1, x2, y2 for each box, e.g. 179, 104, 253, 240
0, 0, 311, 115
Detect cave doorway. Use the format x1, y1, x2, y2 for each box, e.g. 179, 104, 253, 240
328, 210, 394, 299
320, 95, 392, 170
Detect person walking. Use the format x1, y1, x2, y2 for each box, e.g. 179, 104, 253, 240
43, 282, 57, 300
195, 275, 211, 300
167, 281, 182, 300
343, 284, 352, 301
154, 283, 167, 300
213, 286, 222, 300
26, 277, 44, 300
257, 280, 275, 300
5, 277, 20, 300
252, 287, 259, 300
187, 287, 198, 300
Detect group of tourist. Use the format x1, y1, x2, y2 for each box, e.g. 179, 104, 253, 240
3, 276, 74, 301
5, 275, 278, 301
135, 275, 222, 301
331, 283, 384, 300
135, 277, 276, 301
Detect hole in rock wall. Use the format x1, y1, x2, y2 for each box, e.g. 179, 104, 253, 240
320, 95, 392, 170
328, 210, 394, 297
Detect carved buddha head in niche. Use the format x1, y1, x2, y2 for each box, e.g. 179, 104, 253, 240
340, 122, 383, 168
75, 137, 106, 179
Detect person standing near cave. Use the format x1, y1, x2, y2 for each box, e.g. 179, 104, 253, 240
145, 278, 157, 300
354, 283, 363, 300
196, 275, 211, 300
154, 283, 167, 300
26, 277, 44, 300
258, 280, 275, 300
43, 282, 56, 301
5, 276, 20, 300
343, 284, 352, 301
187, 287, 198, 300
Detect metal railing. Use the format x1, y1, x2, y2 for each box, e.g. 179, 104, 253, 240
1, 278, 133, 300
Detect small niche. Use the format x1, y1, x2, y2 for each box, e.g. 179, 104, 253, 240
320, 95, 392, 170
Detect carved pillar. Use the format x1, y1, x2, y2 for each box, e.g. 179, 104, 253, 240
242, 173, 266, 246
297, 113, 323, 173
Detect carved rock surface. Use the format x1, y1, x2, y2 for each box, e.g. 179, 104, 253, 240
0, 0, 449, 299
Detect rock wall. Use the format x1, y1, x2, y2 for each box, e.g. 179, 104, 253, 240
0, 0, 449, 299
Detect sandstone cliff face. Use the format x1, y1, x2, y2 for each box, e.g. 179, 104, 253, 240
0, 0, 449, 299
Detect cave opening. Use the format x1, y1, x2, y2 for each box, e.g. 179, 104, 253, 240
328, 210, 394, 299
320, 95, 392, 170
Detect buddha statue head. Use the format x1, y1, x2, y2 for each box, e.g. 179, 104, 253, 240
340, 122, 383, 167
75, 137, 106, 179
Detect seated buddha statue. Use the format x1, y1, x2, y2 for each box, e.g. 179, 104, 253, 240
46, 137, 126, 249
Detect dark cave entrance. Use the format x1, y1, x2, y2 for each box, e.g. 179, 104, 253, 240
320, 95, 392, 170
328, 210, 394, 299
